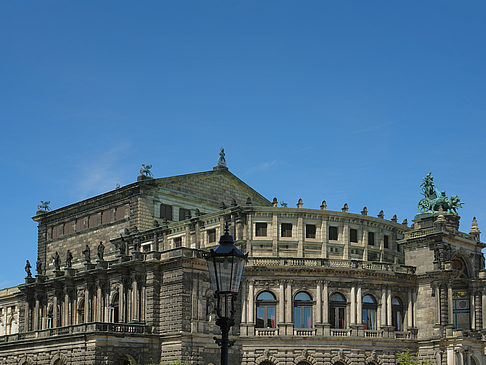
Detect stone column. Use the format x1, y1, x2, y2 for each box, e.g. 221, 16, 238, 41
34, 297, 40, 330
248, 281, 254, 324
24, 301, 30, 331
357, 287, 362, 324
132, 280, 138, 321
279, 281, 285, 323
380, 288, 387, 328
362, 229, 369, 261
272, 214, 278, 256
413, 290, 417, 328
448, 283, 453, 325
316, 281, 322, 324
471, 293, 475, 330
141, 286, 146, 321
475, 291, 482, 330
53, 296, 58, 327
241, 282, 247, 324
96, 286, 102, 322
119, 282, 124, 323
321, 219, 328, 258
343, 224, 349, 259
350, 286, 356, 325
323, 281, 329, 324
482, 290, 486, 330
407, 289, 413, 329
297, 216, 303, 257
387, 288, 392, 326
285, 281, 292, 323
84, 290, 89, 323
247, 214, 253, 256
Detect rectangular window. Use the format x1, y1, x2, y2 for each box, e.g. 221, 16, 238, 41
207, 229, 216, 243
64, 222, 74, 235
306, 225, 316, 239
256, 223, 268, 237
173, 237, 182, 248
101, 209, 113, 225
329, 226, 338, 241
115, 205, 126, 221
368, 232, 375, 246
88, 214, 99, 229
384, 235, 389, 248
160, 204, 173, 221
281, 223, 292, 238
179, 208, 191, 221
350, 229, 358, 243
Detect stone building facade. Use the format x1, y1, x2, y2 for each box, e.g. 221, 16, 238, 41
0, 162, 485, 365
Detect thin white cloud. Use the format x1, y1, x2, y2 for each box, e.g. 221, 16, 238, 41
74, 143, 131, 199
243, 160, 280, 175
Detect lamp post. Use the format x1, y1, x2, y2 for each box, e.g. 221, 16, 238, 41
205, 223, 247, 365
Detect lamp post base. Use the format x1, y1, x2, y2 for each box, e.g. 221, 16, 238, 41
215, 316, 235, 365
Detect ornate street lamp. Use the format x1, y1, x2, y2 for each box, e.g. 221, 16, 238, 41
206, 223, 247, 365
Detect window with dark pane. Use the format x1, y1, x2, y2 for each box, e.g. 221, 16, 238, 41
207, 229, 216, 243
256, 223, 268, 237
329, 226, 338, 241
256, 291, 277, 329
281, 223, 292, 238
159, 203, 173, 221
179, 208, 191, 221
294, 292, 313, 329
305, 224, 316, 239
173, 237, 182, 248
368, 232, 375, 246
350, 229, 358, 243
329, 292, 346, 329
384, 235, 389, 248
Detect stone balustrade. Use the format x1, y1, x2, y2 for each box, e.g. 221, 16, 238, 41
0, 322, 151, 343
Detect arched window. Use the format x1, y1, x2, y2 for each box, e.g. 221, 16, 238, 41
334, 362, 345, 365
392, 297, 404, 331
470, 356, 478, 365
329, 292, 346, 329
294, 292, 313, 329
362, 294, 377, 330
111, 292, 120, 323
77, 298, 85, 324
297, 362, 311, 365
256, 291, 276, 328
259, 362, 273, 365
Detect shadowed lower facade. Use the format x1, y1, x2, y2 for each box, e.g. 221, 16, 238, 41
0, 161, 485, 364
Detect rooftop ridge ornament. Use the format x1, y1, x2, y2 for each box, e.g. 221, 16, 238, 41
37, 201, 50, 212
140, 164, 153, 177
418, 173, 463, 214
214, 147, 227, 169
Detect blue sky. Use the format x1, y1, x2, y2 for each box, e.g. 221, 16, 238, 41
0, 1, 485, 287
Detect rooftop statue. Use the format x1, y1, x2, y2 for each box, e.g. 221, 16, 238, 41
140, 164, 153, 177
36, 259, 43, 275
53, 252, 61, 271
25, 260, 32, 278
418, 173, 463, 214
217, 147, 226, 167
37, 201, 50, 211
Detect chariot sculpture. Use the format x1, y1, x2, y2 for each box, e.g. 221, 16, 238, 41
418, 173, 463, 214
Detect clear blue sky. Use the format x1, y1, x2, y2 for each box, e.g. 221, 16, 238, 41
1, 1, 485, 287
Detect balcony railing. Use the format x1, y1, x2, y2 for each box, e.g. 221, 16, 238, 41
330, 329, 351, 337
0, 322, 151, 343
293, 328, 316, 336
247, 257, 415, 274
255, 328, 279, 336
